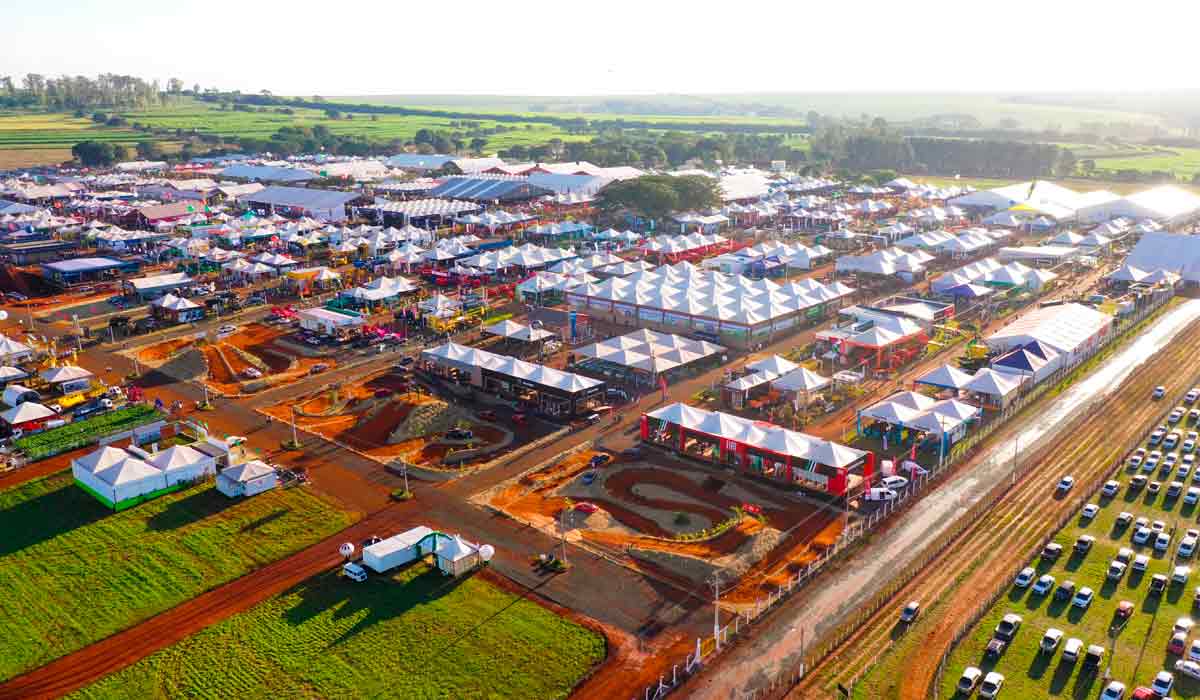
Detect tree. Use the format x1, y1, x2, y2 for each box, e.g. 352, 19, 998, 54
72, 140, 123, 167
135, 141, 161, 159
167, 78, 184, 94
597, 178, 679, 219
324, 108, 341, 120
469, 137, 488, 154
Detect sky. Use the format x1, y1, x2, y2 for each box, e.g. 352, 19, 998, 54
3, 0, 1200, 96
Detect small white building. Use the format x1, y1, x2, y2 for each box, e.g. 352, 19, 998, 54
434, 535, 481, 577
296, 307, 363, 336
215, 460, 278, 498
362, 526, 435, 573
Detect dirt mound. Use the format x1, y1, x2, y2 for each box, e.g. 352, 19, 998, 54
344, 400, 415, 448
387, 400, 469, 443
629, 525, 784, 584
156, 347, 207, 383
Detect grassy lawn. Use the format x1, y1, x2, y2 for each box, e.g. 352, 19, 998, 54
70, 563, 605, 699
1090, 146, 1200, 180
938, 408, 1200, 698
0, 471, 355, 681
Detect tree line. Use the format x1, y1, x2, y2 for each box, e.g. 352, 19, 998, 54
0, 73, 169, 111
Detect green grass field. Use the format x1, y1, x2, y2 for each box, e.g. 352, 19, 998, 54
0, 471, 354, 681
937, 409, 1200, 699
70, 562, 605, 699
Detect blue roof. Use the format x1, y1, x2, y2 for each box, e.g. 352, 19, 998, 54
993, 348, 1040, 373
42, 257, 130, 274
219, 164, 316, 183
241, 186, 359, 211
429, 177, 553, 202
1021, 340, 1054, 360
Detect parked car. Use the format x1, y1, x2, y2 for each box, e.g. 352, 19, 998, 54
1063, 637, 1084, 662
979, 671, 1004, 699
1155, 386, 1167, 399
994, 613, 1022, 641
881, 475, 909, 490
1177, 659, 1200, 680
1117, 512, 1134, 528
242, 367, 262, 379
1082, 503, 1100, 519
1182, 536, 1198, 558
1157, 532, 1173, 552
1133, 553, 1150, 571
1151, 428, 1167, 445
1169, 631, 1188, 655
1118, 547, 1135, 564
1055, 580, 1076, 601
1192, 408, 1200, 423
1108, 561, 1128, 581
1042, 542, 1063, 560
1132, 475, 1148, 490
1175, 617, 1195, 635
864, 487, 898, 502
1187, 388, 1199, 404
1149, 481, 1162, 494
1170, 481, 1186, 498
1075, 535, 1095, 553
1167, 432, 1182, 450
957, 667, 983, 694
899, 601, 920, 623
1040, 628, 1063, 653
1032, 574, 1056, 595
984, 638, 1007, 659
1151, 574, 1169, 594
1102, 480, 1121, 498
216, 324, 237, 337
1057, 475, 1075, 493
1083, 644, 1105, 671
1186, 488, 1200, 506
1134, 527, 1154, 545
1151, 670, 1174, 697
1072, 587, 1094, 609
1171, 407, 1186, 424
1014, 567, 1036, 588
1100, 681, 1126, 700
309, 363, 329, 375
1117, 600, 1135, 619
1190, 639, 1200, 663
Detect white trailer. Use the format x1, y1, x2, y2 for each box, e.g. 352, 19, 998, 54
362, 526, 434, 573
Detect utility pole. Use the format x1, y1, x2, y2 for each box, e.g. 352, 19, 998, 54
291, 405, 299, 447
559, 499, 571, 564
709, 571, 723, 648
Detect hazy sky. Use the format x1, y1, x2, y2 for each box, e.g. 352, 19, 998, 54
4, 0, 1199, 96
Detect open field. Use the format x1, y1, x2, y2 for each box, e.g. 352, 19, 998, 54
914, 175, 1200, 196
69, 563, 605, 700
790, 307, 1200, 699
1087, 145, 1200, 180
0, 471, 354, 681
336, 93, 1166, 131
939, 403, 1200, 699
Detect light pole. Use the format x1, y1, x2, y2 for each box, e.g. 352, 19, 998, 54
709, 571, 723, 648
559, 499, 571, 564
290, 405, 299, 447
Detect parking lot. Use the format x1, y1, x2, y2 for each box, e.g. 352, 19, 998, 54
942, 384, 1200, 698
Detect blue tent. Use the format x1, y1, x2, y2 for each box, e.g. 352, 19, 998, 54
943, 283, 994, 299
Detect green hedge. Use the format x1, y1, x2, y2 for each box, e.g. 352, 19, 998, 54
15, 405, 162, 461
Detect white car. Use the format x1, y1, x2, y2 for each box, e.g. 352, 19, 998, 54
1187, 388, 1200, 404
1040, 628, 1063, 652
1107, 561, 1127, 581
1134, 527, 1154, 545
957, 667, 982, 694
1100, 681, 1126, 700
880, 475, 909, 490
216, 324, 237, 337
1081, 503, 1100, 519
1057, 476, 1075, 493
1102, 480, 1120, 497
1032, 574, 1056, 595
1189, 639, 1200, 663
1186, 438, 1198, 454
1176, 566, 1193, 584
1172, 408, 1186, 424
1014, 567, 1036, 588
1167, 432, 1183, 450
1182, 536, 1198, 558
1186, 487, 1200, 505
1146, 451, 1162, 470
1071, 587, 1094, 609
864, 487, 897, 502
979, 671, 1004, 699
1178, 659, 1200, 680
242, 367, 263, 380
1152, 670, 1175, 696
1133, 553, 1150, 571
1155, 385, 1167, 399
1157, 532, 1173, 552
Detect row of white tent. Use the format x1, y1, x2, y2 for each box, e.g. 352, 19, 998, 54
859, 390, 983, 437
341, 275, 420, 302
454, 211, 535, 228
459, 243, 577, 271
641, 232, 728, 254
724, 354, 832, 394
930, 257, 1058, 294
577, 329, 725, 374
835, 247, 936, 276
566, 262, 855, 326
421, 342, 603, 393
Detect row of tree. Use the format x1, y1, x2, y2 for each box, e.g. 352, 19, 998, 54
497, 131, 808, 169
0, 73, 169, 111
809, 125, 1073, 178
595, 175, 724, 220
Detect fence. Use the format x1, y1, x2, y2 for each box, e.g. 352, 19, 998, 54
630, 289, 1176, 700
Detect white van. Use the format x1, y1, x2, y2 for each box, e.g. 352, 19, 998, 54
342, 562, 368, 582
865, 487, 898, 502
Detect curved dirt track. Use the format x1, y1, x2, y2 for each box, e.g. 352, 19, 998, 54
794, 318, 1200, 699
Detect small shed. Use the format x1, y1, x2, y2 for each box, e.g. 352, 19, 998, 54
434, 535, 481, 576
40, 365, 94, 394
215, 460, 278, 498
71, 445, 172, 510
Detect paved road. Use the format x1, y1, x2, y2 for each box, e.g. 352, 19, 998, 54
685, 299, 1200, 700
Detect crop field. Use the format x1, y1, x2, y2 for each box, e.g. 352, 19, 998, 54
1086, 145, 1200, 180
939, 390, 1200, 698
0, 471, 354, 681
70, 563, 606, 700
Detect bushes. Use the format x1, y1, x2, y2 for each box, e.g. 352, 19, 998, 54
14, 405, 162, 460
